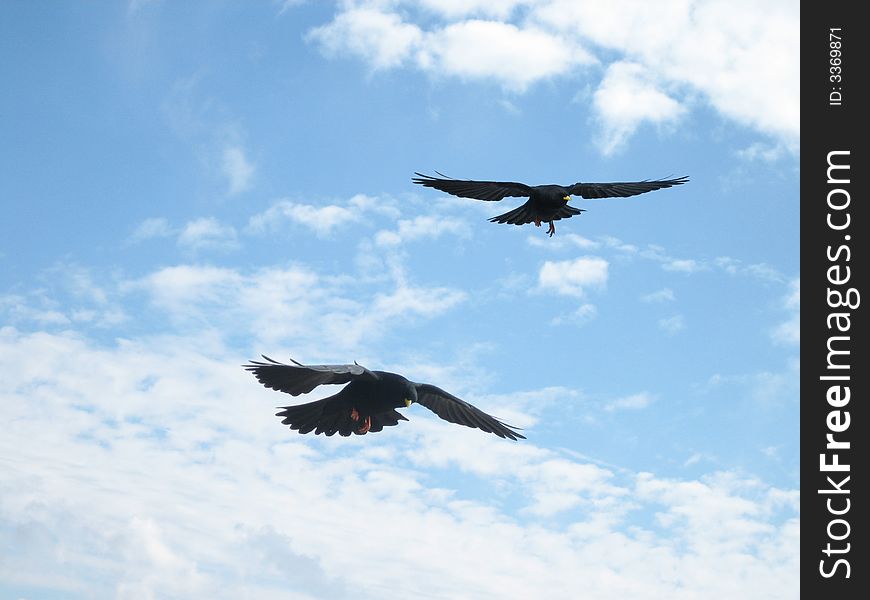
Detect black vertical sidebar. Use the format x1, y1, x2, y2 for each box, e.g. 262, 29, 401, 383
801, 2, 866, 597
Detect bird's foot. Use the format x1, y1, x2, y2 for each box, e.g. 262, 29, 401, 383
534, 219, 542, 227
350, 408, 360, 421
357, 415, 371, 434
547, 222, 556, 237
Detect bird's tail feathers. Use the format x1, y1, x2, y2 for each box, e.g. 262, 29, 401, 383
276, 394, 408, 437
489, 205, 534, 225
552, 205, 585, 221
367, 409, 409, 433
488, 204, 584, 226
276, 392, 347, 435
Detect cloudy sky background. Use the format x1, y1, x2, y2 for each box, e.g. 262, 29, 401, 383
1, 1, 798, 598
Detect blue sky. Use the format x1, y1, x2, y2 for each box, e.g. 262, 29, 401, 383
1, 1, 799, 598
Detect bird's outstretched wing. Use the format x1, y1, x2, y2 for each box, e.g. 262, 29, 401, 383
566, 176, 688, 199
244, 356, 379, 396
414, 383, 525, 440
412, 172, 533, 201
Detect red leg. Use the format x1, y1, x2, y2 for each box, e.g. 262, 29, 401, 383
357, 415, 371, 434
350, 408, 360, 421
534, 219, 542, 227
547, 222, 556, 237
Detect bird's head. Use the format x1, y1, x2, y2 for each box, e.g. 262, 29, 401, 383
403, 383, 418, 407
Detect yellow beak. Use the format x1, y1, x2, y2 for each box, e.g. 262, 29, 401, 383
562, 195, 571, 202
405, 398, 412, 407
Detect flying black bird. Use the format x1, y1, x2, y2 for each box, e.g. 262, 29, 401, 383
244, 356, 524, 440
412, 172, 688, 237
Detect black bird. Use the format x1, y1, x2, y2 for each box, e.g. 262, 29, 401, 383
412, 172, 688, 237
244, 356, 525, 440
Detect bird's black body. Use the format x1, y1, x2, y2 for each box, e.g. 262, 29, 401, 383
244, 356, 524, 440
412, 172, 688, 236
489, 184, 585, 231
273, 375, 411, 437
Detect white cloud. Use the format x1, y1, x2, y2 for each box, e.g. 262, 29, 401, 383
550, 303, 597, 327
533, 0, 799, 149
0, 324, 799, 598
531, 0, 693, 57
737, 142, 788, 163
127, 0, 160, 15
307, 7, 424, 69
222, 146, 255, 194
307, 6, 594, 91
129, 261, 467, 352
162, 77, 259, 194
714, 257, 785, 283
347, 192, 402, 218
130, 217, 173, 243
744, 263, 785, 283
706, 358, 798, 408
418, 20, 593, 92
528, 232, 599, 250
248, 194, 397, 238
662, 258, 703, 273
761, 446, 780, 460
302, 0, 798, 151
658, 314, 685, 335
1, 265, 127, 328
132, 216, 245, 252
0, 293, 70, 326
636, 246, 713, 275
635, 471, 799, 556
277, 0, 306, 15
684, 452, 713, 467
249, 201, 360, 237
372, 282, 467, 319
599, 235, 638, 254
177, 217, 238, 251
749, 368, 795, 406
135, 264, 245, 314
604, 392, 655, 412
538, 256, 608, 297
592, 61, 684, 155
640, 288, 675, 303
772, 278, 799, 346
0, 226, 800, 599
417, 0, 526, 19
374, 214, 470, 246
783, 278, 800, 309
